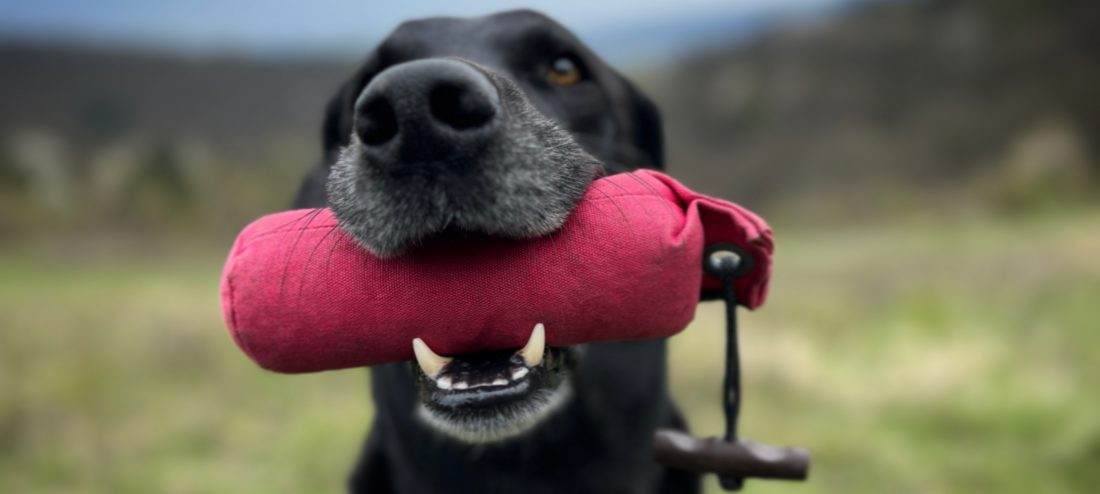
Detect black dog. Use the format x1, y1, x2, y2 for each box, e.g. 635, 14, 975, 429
293, 10, 699, 494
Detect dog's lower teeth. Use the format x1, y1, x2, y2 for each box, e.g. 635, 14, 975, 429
436, 376, 453, 390
492, 377, 508, 386
453, 381, 469, 390
511, 367, 529, 379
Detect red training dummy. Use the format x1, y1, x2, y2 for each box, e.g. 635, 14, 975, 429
220, 170, 773, 373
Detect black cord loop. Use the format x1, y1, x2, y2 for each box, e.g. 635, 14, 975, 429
703, 244, 751, 491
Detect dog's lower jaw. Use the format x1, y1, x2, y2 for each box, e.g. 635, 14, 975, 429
415, 381, 573, 444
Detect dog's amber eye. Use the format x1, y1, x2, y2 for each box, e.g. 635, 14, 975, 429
547, 57, 581, 86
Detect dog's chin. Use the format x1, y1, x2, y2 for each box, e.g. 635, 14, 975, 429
413, 346, 578, 444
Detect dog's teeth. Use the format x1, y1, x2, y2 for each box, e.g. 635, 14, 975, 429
492, 377, 508, 386
453, 380, 469, 390
518, 323, 545, 367
412, 338, 452, 378
436, 376, 453, 390
511, 367, 529, 380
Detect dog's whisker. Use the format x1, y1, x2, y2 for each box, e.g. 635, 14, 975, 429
619, 166, 665, 196
591, 186, 633, 231
276, 208, 327, 309
270, 207, 324, 232
295, 222, 343, 310
320, 225, 343, 292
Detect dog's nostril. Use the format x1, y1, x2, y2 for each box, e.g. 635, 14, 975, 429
429, 81, 496, 130
356, 97, 398, 146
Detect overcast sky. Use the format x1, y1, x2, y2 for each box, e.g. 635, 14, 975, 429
0, 0, 845, 58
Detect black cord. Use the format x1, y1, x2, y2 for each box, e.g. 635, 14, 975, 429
718, 270, 744, 491
703, 244, 750, 491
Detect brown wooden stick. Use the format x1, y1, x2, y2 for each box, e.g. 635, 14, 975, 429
653, 429, 810, 481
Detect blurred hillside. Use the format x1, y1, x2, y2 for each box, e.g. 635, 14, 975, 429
0, 45, 353, 238
646, 0, 1100, 219
0, 0, 1097, 239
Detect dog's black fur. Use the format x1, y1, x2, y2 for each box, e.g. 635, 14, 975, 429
292, 10, 699, 494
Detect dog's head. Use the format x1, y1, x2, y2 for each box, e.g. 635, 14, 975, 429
311, 10, 663, 443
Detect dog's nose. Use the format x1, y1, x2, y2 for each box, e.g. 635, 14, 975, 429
353, 59, 499, 165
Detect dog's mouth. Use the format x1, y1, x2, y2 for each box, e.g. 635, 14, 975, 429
411, 324, 579, 443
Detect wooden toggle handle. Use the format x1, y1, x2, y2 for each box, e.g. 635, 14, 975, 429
653, 429, 810, 481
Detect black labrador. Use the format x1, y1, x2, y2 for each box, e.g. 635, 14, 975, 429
292, 10, 699, 494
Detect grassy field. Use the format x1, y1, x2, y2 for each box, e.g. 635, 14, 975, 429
1, 211, 1098, 493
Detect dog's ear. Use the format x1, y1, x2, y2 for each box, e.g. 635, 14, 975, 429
320, 52, 384, 164
624, 82, 665, 170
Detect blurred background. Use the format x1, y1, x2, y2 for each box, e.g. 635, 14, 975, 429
1, 0, 1098, 492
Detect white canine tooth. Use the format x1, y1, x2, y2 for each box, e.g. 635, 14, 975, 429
518, 323, 546, 367
453, 381, 469, 390
492, 377, 508, 386
511, 367, 530, 380
412, 338, 452, 378
436, 376, 453, 390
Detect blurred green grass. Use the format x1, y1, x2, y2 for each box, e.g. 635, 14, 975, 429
2, 211, 1099, 493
